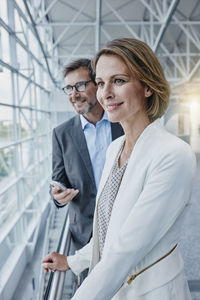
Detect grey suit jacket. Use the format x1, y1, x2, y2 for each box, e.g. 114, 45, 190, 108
52, 115, 123, 251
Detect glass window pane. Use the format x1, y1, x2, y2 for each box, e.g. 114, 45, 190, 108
37, 112, 50, 134
0, 68, 12, 104
21, 141, 34, 170
15, 0, 26, 15
0, 106, 14, 145
39, 183, 50, 207
30, 83, 36, 108
0, 0, 8, 24
0, 146, 16, 188
33, 60, 41, 84
0, 184, 18, 232
19, 109, 32, 138
16, 44, 29, 77
14, 9, 27, 45
18, 76, 30, 106
23, 171, 33, 198
28, 29, 38, 57
0, 27, 10, 64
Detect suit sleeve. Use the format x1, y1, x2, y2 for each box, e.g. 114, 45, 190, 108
70, 143, 196, 300
51, 128, 71, 208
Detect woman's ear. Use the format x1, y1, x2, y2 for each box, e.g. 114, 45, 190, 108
145, 86, 153, 98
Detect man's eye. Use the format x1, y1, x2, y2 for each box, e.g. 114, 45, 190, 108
76, 82, 85, 88
97, 82, 104, 87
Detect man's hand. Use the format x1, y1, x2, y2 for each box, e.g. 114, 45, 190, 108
41, 252, 70, 273
52, 185, 79, 205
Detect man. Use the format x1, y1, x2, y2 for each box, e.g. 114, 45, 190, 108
51, 58, 123, 256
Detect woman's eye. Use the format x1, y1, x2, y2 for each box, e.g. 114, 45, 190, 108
114, 78, 125, 84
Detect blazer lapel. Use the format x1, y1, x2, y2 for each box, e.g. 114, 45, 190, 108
69, 116, 96, 187
104, 120, 160, 247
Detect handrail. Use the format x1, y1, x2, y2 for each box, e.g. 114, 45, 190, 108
43, 208, 72, 300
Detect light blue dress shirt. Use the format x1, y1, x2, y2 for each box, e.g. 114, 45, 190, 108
80, 113, 112, 189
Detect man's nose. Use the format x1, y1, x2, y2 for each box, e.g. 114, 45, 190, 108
70, 87, 80, 101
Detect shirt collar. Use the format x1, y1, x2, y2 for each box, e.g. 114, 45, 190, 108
80, 112, 109, 130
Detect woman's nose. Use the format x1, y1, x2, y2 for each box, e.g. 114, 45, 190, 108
101, 83, 114, 100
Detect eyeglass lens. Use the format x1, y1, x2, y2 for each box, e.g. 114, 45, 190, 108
63, 80, 91, 95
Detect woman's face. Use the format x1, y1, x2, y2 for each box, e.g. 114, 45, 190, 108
96, 54, 151, 125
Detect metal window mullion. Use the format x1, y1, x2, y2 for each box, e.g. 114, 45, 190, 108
64, 28, 91, 65
8, 0, 23, 220
140, 0, 160, 21
141, 25, 151, 46
36, 0, 59, 25
0, 16, 44, 69
186, 29, 190, 75
153, 0, 180, 53
160, 43, 186, 78
37, 21, 95, 27
17, 5, 29, 48
105, 0, 140, 40
0, 101, 51, 114
95, 0, 102, 52
153, 0, 163, 19
189, 24, 200, 47
101, 27, 112, 40
173, 15, 200, 49
59, 0, 94, 21
0, 57, 50, 92
149, 0, 154, 48
186, 59, 200, 82
51, 0, 91, 51
19, 74, 33, 104
102, 0, 132, 19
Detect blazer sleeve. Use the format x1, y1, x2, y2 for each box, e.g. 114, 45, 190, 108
70, 143, 196, 300
51, 128, 71, 208
67, 237, 93, 275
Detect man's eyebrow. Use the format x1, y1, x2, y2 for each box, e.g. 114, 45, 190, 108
66, 81, 87, 86
96, 73, 129, 80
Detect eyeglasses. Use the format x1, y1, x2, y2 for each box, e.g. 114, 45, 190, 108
62, 80, 93, 95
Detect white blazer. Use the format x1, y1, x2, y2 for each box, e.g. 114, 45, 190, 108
68, 120, 196, 300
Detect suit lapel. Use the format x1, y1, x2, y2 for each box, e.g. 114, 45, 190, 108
111, 122, 124, 140
69, 115, 96, 188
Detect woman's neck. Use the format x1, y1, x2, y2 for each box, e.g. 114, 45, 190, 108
118, 115, 150, 168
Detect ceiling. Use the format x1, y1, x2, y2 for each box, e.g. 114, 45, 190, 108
32, 0, 200, 99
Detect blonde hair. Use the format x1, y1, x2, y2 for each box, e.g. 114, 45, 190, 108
92, 38, 170, 121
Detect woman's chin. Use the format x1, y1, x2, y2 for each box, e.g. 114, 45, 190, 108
107, 114, 121, 123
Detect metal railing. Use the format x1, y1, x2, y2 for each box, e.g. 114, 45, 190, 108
43, 209, 72, 300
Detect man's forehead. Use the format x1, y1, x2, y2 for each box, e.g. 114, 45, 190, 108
65, 67, 91, 84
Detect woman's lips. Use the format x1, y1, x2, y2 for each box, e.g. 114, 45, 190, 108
106, 102, 123, 112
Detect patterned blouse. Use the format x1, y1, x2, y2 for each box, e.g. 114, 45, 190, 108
97, 144, 128, 258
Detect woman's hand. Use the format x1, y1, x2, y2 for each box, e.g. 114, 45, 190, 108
41, 252, 70, 273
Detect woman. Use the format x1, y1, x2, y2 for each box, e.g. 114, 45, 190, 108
42, 38, 196, 300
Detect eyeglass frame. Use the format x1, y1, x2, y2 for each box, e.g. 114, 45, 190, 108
62, 80, 93, 95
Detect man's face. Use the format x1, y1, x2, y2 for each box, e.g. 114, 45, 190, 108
65, 67, 98, 115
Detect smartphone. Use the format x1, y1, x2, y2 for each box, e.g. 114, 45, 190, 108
49, 180, 67, 191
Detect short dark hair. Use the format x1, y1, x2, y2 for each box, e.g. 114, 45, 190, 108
63, 58, 96, 83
